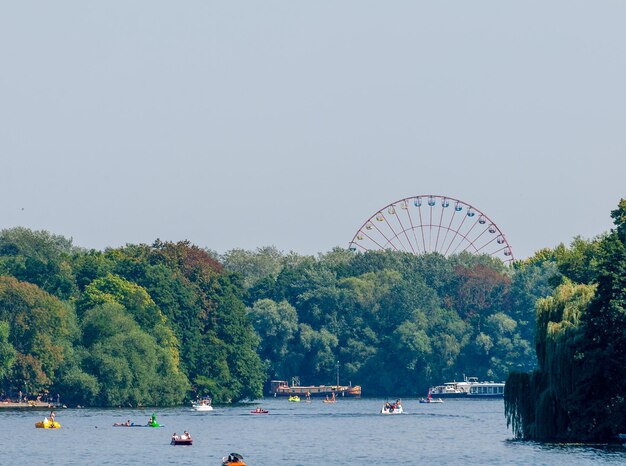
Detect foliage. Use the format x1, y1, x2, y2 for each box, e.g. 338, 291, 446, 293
0, 321, 16, 381
0, 276, 77, 393
506, 199, 626, 442
0, 228, 78, 299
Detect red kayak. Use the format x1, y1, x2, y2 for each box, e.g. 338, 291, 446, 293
250, 409, 269, 414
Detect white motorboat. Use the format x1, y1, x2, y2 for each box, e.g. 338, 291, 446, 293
192, 398, 213, 411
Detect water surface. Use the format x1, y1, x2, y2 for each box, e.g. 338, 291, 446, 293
2, 398, 624, 465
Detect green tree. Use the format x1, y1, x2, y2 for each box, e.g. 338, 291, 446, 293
0, 227, 78, 299
248, 299, 298, 378
0, 276, 77, 393
0, 321, 16, 381
82, 303, 188, 406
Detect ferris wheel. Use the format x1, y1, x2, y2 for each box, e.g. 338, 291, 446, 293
348, 195, 514, 264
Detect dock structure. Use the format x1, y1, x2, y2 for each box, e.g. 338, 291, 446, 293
1, 401, 64, 409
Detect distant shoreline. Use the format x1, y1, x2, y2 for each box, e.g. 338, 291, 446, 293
1, 401, 64, 409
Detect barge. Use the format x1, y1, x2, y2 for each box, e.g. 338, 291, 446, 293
270, 378, 361, 398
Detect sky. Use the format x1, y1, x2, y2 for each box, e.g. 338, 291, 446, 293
1, 1, 625, 261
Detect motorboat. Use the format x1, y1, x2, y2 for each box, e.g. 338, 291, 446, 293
35, 418, 60, 428
191, 397, 213, 411
222, 453, 246, 465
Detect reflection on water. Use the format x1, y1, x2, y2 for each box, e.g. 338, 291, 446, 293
1, 398, 624, 465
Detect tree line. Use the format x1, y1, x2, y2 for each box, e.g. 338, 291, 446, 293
0, 217, 595, 408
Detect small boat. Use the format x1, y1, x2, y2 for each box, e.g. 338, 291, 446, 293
288, 396, 300, 402
419, 397, 444, 403
191, 397, 213, 411
250, 408, 269, 414
419, 392, 444, 404
35, 418, 60, 428
381, 401, 403, 415
171, 431, 192, 445
171, 437, 192, 446
222, 453, 246, 466
323, 399, 336, 403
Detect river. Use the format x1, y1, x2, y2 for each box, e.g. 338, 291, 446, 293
2, 397, 625, 465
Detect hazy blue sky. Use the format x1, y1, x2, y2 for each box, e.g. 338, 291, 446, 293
1, 1, 625, 260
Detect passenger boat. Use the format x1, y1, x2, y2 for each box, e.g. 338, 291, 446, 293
191, 397, 213, 411
467, 381, 505, 397
270, 378, 361, 398
222, 452, 246, 465
35, 418, 60, 428
429, 376, 505, 398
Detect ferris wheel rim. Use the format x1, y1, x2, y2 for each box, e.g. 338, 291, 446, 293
348, 194, 514, 263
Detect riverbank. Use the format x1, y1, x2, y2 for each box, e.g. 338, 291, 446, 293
1, 401, 64, 409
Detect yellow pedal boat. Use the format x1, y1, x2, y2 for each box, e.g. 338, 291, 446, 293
35, 419, 61, 429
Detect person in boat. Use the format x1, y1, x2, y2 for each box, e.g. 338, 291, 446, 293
113, 419, 132, 426
226, 453, 245, 464
325, 395, 329, 401
183, 430, 191, 440
172, 433, 178, 441
49, 411, 56, 423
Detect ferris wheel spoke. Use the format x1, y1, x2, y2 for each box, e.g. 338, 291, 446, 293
416, 204, 427, 253
350, 242, 371, 252
457, 221, 489, 254
443, 212, 470, 256
392, 207, 416, 254
404, 202, 422, 254
382, 210, 412, 253
434, 202, 447, 253
438, 208, 458, 255
361, 229, 392, 251
371, 216, 400, 252
473, 234, 499, 254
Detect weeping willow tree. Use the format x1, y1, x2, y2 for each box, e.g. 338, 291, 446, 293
506, 199, 626, 442
505, 282, 594, 440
